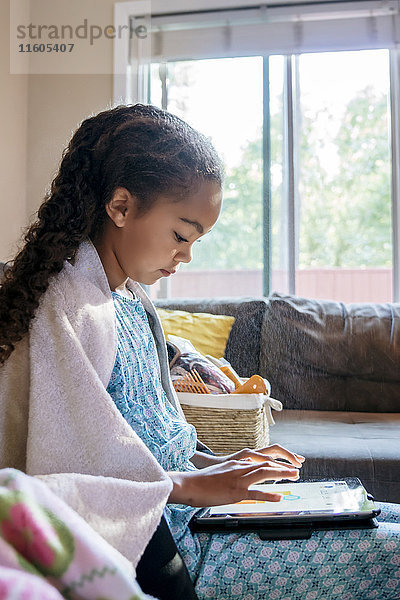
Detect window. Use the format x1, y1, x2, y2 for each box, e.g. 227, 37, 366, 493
115, 1, 400, 302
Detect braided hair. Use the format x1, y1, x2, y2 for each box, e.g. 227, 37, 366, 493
0, 104, 223, 364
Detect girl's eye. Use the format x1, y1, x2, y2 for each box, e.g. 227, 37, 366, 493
174, 232, 188, 243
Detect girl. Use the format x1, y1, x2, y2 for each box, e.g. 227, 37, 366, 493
0, 104, 399, 600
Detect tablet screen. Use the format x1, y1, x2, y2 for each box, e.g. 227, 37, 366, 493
208, 480, 376, 519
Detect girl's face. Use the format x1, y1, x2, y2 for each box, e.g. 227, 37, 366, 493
96, 180, 222, 288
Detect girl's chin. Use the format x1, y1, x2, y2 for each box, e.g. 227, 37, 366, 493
138, 273, 163, 286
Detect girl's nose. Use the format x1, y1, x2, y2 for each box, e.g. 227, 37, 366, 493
177, 244, 193, 264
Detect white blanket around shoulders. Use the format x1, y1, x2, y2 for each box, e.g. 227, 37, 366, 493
0, 240, 185, 567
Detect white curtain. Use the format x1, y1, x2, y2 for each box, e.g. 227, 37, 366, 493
130, 1, 400, 64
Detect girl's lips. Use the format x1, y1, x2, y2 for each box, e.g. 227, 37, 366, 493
160, 266, 178, 277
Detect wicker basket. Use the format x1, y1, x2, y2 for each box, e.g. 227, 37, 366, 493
177, 392, 282, 455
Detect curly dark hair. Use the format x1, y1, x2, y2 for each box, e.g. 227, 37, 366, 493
0, 103, 223, 365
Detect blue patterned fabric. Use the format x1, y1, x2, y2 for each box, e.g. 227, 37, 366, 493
107, 292, 400, 600
106, 293, 197, 472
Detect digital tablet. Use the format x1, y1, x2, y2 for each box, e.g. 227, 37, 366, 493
190, 478, 381, 538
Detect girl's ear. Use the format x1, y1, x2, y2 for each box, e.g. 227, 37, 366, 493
105, 187, 135, 228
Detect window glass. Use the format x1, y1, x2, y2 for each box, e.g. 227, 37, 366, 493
296, 50, 392, 302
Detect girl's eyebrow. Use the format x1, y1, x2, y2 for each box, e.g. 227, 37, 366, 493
179, 217, 204, 234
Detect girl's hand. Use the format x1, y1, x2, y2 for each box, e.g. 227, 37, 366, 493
222, 444, 305, 469
168, 458, 300, 507
191, 444, 305, 470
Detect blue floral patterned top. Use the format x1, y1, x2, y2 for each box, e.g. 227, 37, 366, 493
106, 292, 197, 473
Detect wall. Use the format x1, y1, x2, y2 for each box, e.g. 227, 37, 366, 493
26, 74, 114, 218
0, 0, 28, 262
26, 0, 116, 220
1, 0, 117, 261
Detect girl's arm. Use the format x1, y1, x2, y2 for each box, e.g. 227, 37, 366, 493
167, 458, 300, 506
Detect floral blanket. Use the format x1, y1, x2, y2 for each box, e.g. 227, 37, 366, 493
0, 468, 156, 600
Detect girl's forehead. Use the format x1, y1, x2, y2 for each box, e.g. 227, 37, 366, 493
169, 185, 222, 230
154, 180, 221, 217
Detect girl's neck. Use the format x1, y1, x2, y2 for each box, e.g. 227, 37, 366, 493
114, 279, 135, 300
92, 236, 127, 292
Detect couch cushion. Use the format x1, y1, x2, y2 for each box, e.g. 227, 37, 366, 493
269, 409, 400, 503
260, 293, 400, 412
156, 307, 235, 358
154, 297, 268, 377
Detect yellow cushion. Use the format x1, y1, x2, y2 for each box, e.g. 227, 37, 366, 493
156, 308, 235, 358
